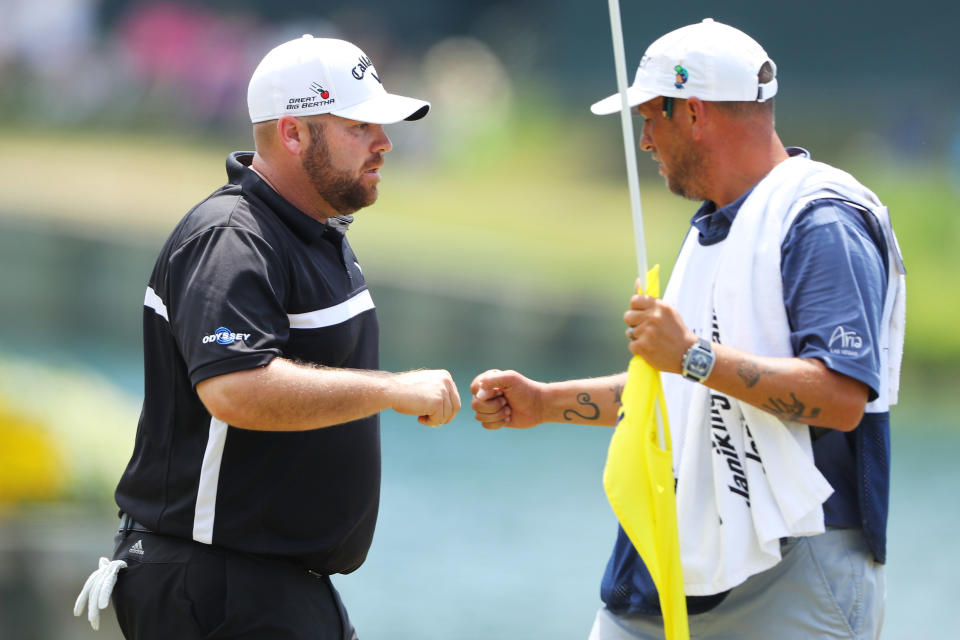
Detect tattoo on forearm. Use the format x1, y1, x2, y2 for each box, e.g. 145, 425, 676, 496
737, 360, 775, 388
563, 392, 601, 421
611, 384, 624, 408
762, 392, 821, 422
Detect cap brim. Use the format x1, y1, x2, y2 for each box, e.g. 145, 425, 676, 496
589, 86, 660, 115
331, 93, 430, 124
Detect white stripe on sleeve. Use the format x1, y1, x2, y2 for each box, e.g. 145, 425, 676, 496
144, 286, 169, 321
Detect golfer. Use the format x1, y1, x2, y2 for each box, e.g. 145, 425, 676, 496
74, 35, 460, 639
472, 19, 904, 640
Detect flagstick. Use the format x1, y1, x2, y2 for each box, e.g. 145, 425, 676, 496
607, 0, 647, 278
606, 0, 666, 449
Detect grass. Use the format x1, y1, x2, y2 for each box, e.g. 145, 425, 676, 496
858, 164, 960, 368
1, 122, 957, 371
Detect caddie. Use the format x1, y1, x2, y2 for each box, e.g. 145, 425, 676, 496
74, 34, 460, 639
471, 18, 905, 640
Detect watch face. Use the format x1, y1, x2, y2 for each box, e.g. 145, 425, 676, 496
688, 350, 712, 377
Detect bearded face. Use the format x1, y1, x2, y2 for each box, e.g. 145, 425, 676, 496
302, 120, 379, 215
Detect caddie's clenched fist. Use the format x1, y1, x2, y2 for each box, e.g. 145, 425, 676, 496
470, 369, 546, 430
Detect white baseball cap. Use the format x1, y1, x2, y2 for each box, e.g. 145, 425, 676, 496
247, 35, 430, 124
590, 18, 777, 115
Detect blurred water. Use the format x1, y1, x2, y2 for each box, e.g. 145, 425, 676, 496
2, 403, 957, 639
1, 219, 958, 638
328, 402, 960, 639
337, 408, 616, 639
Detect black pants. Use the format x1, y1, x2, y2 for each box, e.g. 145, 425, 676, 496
111, 530, 358, 640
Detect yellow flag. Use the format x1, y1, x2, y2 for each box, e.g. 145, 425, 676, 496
603, 265, 689, 640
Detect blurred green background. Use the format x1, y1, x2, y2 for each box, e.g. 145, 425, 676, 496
1, 1, 958, 638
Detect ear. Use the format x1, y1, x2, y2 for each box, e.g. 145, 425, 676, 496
685, 97, 709, 140
276, 116, 309, 156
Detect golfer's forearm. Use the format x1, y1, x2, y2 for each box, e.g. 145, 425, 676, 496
541, 373, 628, 427
705, 344, 868, 430
197, 358, 394, 430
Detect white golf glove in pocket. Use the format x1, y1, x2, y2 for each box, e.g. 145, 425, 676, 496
73, 557, 127, 630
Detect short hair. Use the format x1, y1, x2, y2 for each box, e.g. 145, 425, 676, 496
252, 120, 276, 152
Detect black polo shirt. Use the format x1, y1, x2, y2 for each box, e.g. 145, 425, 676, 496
115, 152, 381, 575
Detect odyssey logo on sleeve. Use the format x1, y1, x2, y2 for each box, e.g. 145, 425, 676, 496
202, 327, 251, 345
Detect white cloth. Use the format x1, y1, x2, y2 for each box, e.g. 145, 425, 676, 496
73, 556, 127, 630
662, 155, 906, 596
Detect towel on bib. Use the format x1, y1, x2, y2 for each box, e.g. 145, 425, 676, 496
662, 155, 905, 595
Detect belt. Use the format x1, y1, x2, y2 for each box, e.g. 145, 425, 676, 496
117, 514, 332, 578
118, 512, 153, 534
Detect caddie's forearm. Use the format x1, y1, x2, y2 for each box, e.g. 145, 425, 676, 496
197, 357, 395, 431
540, 372, 628, 427
705, 344, 868, 431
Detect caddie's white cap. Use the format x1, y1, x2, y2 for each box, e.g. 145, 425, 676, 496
590, 18, 777, 115
248, 35, 430, 124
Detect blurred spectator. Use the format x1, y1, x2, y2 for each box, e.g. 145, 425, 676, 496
116, 2, 259, 125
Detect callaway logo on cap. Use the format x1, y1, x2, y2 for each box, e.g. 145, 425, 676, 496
591, 18, 778, 115
247, 35, 430, 124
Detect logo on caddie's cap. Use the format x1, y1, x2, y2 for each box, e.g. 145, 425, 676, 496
590, 18, 778, 115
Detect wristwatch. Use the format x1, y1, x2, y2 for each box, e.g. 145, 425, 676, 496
681, 338, 716, 382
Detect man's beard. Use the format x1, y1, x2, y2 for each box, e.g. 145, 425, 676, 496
664, 143, 707, 202
303, 121, 378, 215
